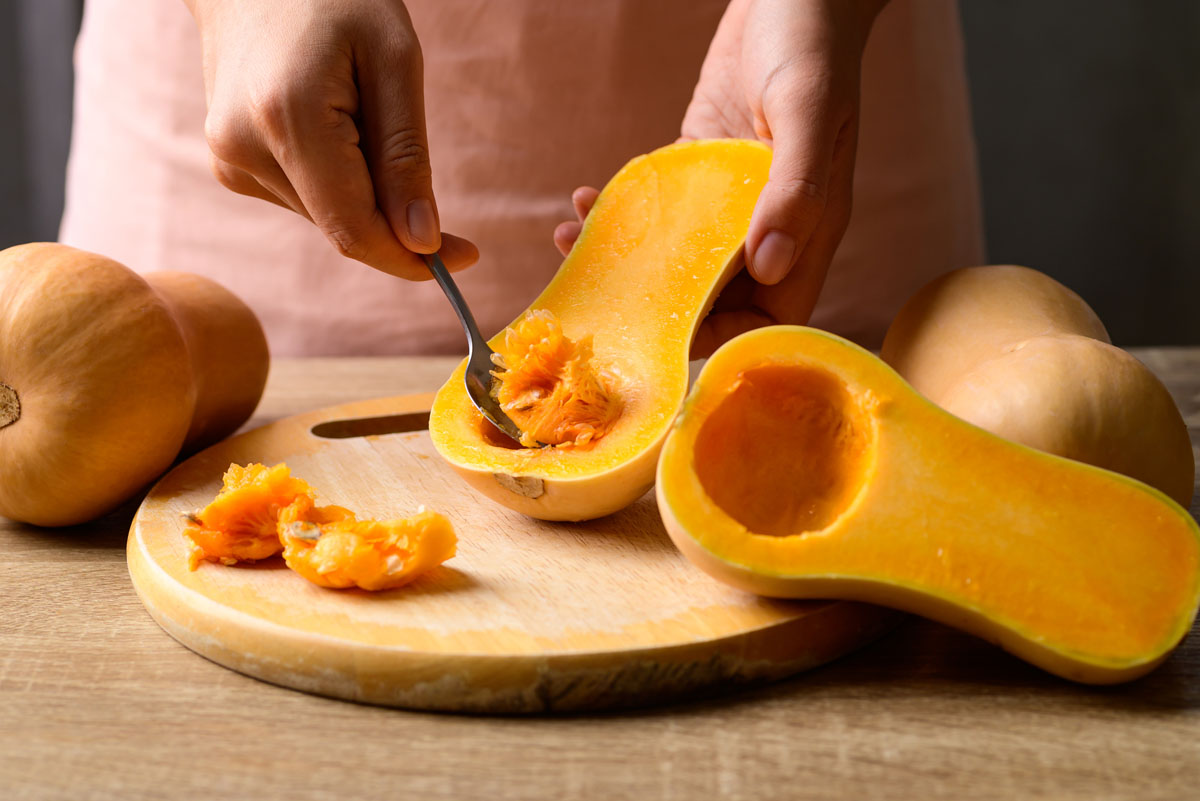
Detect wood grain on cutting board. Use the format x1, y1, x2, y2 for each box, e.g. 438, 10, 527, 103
128, 393, 895, 713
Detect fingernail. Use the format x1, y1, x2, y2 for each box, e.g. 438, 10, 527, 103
751, 230, 796, 285
405, 198, 440, 251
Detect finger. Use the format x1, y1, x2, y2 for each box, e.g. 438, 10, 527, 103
277, 114, 434, 277
745, 67, 841, 286
208, 150, 313, 219
572, 186, 600, 222
208, 125, 476, 278
693, 262, 772, 358
250, 63, 444, 280
436, 234, 481, 274
357, 17, 441, 255
209, 154, 294, 211
553, 186, 601, 256
206, 103, 311, 216
554, 221, 583, 257
753, 118, 858, 326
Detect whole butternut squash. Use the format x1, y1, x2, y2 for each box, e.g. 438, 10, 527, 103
880, 265, 1194, 508
145, 271, 269, 454
0, 243, 269, 526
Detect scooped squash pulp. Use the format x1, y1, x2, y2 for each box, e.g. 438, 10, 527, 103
657, 325, 1200, 684
184, 462, 311, 568
429, 139, 772, 520
278, 496, 457, 591
491, 309, 622, 448
185, 462, 456, 590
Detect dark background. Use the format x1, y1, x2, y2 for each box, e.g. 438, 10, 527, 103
2, 1, 1197, 344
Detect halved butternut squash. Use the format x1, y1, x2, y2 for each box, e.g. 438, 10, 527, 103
657, 325, 1200, 683
430, 139, 771, 520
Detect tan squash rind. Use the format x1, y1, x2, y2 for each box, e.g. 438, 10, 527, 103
0, 244, 271, 526
937, 334, 1195, 507
881, 265, 1110, 400
881, 265, 1194, 508
0, 243, 196, 526
146, 270, 270, 454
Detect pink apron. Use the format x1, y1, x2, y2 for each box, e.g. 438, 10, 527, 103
61, 0, 982, 355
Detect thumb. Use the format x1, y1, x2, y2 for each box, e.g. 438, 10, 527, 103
358, 25, 441, 254
745, 72, 839, 285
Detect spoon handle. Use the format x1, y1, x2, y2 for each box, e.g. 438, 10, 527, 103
423, 253, 490, 355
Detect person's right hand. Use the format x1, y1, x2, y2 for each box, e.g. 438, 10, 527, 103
185, 0, 477, 279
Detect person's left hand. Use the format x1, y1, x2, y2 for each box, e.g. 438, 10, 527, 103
554, 0, 886, 356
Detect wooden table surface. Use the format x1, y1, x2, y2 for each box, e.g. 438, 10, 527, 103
3, 351, 1199, 801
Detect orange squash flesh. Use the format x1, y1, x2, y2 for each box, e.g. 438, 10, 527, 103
279, 502, 457, 592
430, 139, 771, 521
491, 310, 622, 448
184, 463, 313, 568
185, 462, 457, 590
692, 365, 873, 537
658, 326, 1200, 684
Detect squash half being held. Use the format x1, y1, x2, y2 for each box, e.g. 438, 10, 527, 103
430, 139, 771, 521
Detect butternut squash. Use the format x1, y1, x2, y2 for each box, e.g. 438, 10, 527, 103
429, 139, 771, 520
0, 243, 269, 526
146, 271, 269, 454
657, 325, 1200, 684
880, 265, 1194, 507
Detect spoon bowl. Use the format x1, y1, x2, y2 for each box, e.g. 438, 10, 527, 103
423, 253, 534, 445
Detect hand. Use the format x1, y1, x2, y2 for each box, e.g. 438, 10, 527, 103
185, 0, 477, 279
556, 0, 885, 355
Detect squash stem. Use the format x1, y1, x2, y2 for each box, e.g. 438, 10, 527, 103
0, 382, 18, 429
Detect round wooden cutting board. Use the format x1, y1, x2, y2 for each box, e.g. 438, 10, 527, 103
128, 393, 896, 713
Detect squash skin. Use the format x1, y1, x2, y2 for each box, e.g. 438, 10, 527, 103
881, 265, 1110, 400
0, 244, 271, 527
429, 139, 772, 521
145, 271, 269, 454
937, 334, 1195, 507
658, 325, 1200, 684
880, 265, 1194, 508
434, 438, 664, 522
0, 244, 196, 526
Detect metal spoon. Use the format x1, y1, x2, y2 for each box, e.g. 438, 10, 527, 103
423, 252, 530, 444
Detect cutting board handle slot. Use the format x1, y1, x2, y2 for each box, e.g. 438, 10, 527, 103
310, 411, 430, 439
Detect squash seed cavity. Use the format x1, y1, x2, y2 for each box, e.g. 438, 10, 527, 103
490, 310, 622, 448
693, 365, 875, 537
